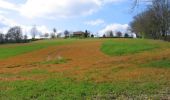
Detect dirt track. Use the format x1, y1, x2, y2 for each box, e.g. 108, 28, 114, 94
0, 39, 170, 82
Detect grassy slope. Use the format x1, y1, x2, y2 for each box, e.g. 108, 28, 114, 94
0, 77, 160, 100
101, 39, 159, 56
0, 39, 170, 99
0, 39, 75, 59
101, 39, 170, 68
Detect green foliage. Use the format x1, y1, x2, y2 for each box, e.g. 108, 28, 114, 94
0, 39, 75, 59
101, 39, 159, 56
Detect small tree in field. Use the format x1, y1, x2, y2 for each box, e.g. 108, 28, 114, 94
116, 31, 122, 37
44, 33, 49, 38
53, 28, 57, 38
124, 33, 129, 38
23, 34, 28, 42
31, 25, 38, 40
50, 33, 55, 39
84, 30, 90, 38
64, 30, 70, 38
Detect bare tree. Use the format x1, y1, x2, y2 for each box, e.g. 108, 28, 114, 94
131, 0, 170, 40
31, 25, 38, 40
23, 34, 28, 42
6, 26, 23, 43
57, 33, 62, 38
53, 28, 57, 38
0, 32, 5, 44
50, 33, 55, 39
44, 33, 49, 38
116, 31, 122, 37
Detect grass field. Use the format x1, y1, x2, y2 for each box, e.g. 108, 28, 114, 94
101, 39, 159, 56
0, 39, 75, 59
0, 38, 170, 99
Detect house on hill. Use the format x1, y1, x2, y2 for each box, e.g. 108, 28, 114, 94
73, 31, 85, 37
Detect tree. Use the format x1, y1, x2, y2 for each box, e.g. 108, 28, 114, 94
53, 28, 57, 37
116, 31, 122, 37
44, 33, 49, 38
124, 33, 129, 38
132, 0, 170, 40
109, 30, 114, 37
103, 34, 106, 38
64, 30, 69, 38
57, 33, 62, 38
31, 25, 38, 40
91, 34, 94, 38
50, 33, 55, 39
23, 34, 28, 42
6, 26, 23, 43
84, 30, 90, 38
0, 32, 5, 44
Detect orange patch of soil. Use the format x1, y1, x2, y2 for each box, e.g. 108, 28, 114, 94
0, 39, 170, 83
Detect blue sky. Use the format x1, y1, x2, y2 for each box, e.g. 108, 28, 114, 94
0, 0, 145, 36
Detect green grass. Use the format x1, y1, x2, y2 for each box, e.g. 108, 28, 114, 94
143, 59, 170, 68
0, 39, 75, 60
19, 69, 49, 76
0, 78, 162, 100
101, 39, 159, 56
0, 39, 169, 99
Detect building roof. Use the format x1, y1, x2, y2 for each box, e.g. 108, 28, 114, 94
73, 31, 85, 35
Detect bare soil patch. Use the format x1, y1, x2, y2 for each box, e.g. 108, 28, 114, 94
0, 39, 170, 83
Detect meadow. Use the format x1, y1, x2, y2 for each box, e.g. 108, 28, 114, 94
0, 38, 170, 99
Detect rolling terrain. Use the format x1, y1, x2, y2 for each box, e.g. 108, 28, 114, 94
0, 39, 170, 99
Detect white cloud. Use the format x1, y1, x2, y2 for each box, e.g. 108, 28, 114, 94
85, 19, 105, 26
0, 0, 125, 19
0, 0, 18, 11
0, 15, 50, 38
19, 0, 102, 18
0, 15, 19, 26
99, 23, 129, 35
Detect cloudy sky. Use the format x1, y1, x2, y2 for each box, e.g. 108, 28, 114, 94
0, 0, 144, 36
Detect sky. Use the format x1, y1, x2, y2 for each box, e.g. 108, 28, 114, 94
0, 0, 145, 36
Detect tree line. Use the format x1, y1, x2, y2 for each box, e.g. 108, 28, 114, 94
130, 0, 170, 41
0, 26, 29, 44
0, 26, 95, 44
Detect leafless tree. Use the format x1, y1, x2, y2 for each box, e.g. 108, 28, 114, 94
53, 28, 57, 37
0, 32, 5, 43
31, 25, 38, 40
6, 26, 23, 43
131, 0, 170, 40
44, 33, 49, 38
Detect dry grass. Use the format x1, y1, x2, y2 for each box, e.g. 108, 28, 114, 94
0, 39, 170, 99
